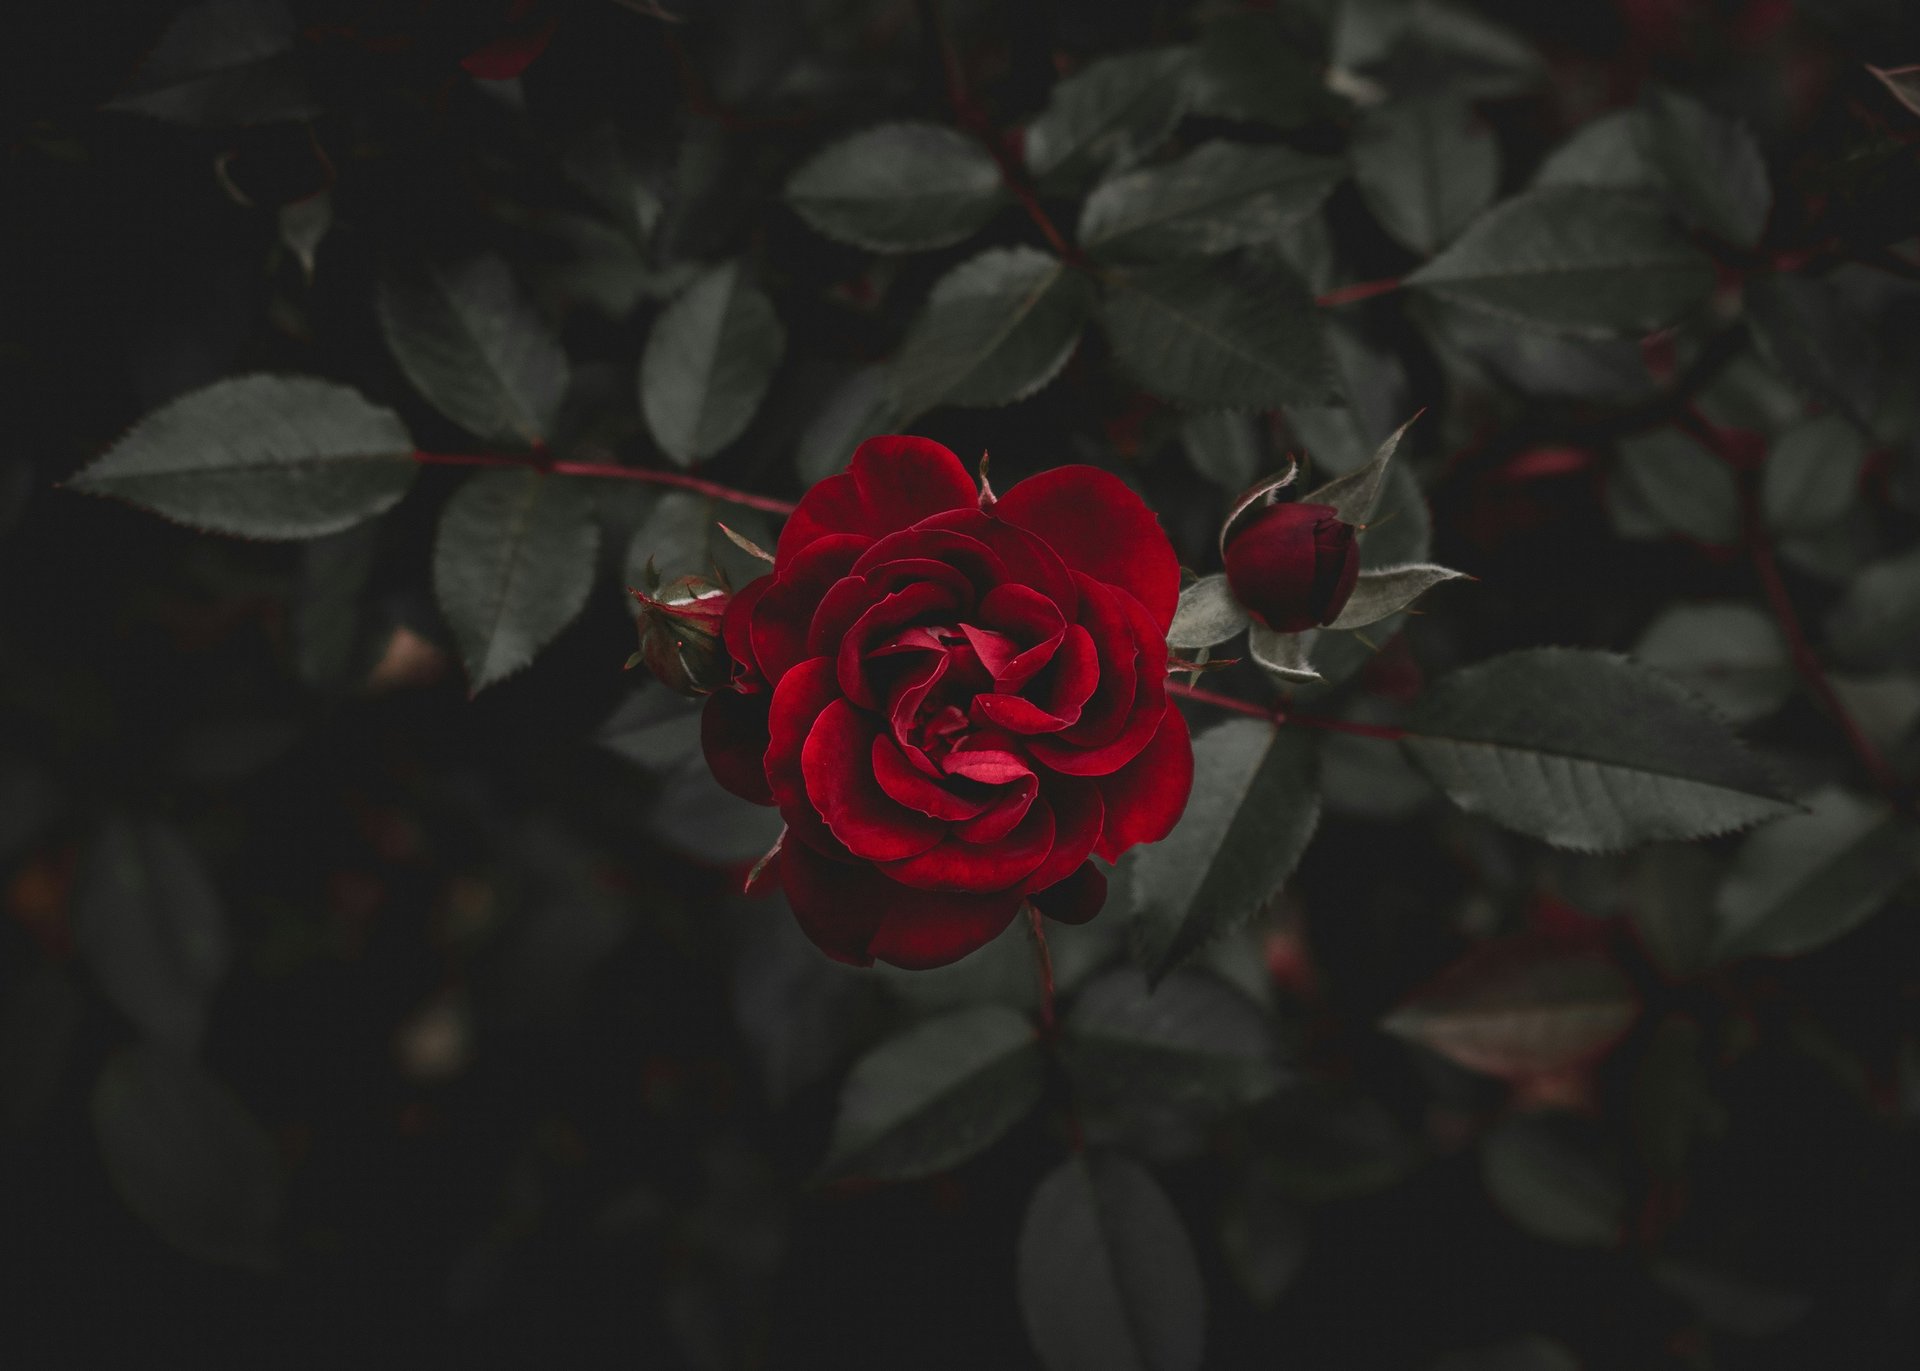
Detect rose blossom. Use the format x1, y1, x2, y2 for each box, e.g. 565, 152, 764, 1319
702, 436, 1193, 968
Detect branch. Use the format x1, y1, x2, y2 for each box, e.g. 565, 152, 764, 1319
412, 450, 800, 516
1166, 680, 1408, 741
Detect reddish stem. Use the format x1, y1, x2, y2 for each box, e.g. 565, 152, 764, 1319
1165, 680, 1409, 741
412, 450, 800, 516
1676, 414, 1904, 801
1027, 905, 1057, 1039
1315, 277, 1404, 308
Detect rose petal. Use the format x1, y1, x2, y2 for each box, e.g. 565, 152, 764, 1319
954, 772, 1037, 843
803, 700, 947, 862
720, 575, 773, 690
976, 584, 1066, 691
750, 534, 867, 685
853, 527, 1008, 597
836, 581, 962, 709
776, 436, 977, 564
1029, 861, 1107, 925
1020, 778, 1103, 895
1092, 706, 1193, 862
916, 508, 1079, 615
882, 797, 1054, 892
764, 657, 842, 811
701, 688, 774, 805
779, 841, 1024, 969
993, 465, 1181, 629
942, 746, 1034, 787
873, 733, 988, 821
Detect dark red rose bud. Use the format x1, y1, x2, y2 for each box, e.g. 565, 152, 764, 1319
1222, 501, 1360, 633
629, 575, 731, 695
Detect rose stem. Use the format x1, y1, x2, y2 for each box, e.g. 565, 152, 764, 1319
1315, 277, 1403, 308
412, 450, 800, 517
1027, 905, 1057, 1039
1166, 680, 1408, 741
1676, 411, 1905, 803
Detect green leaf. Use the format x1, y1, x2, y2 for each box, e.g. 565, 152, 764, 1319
1714, 787, 1916, 961
107, 0, 315, 127
889, 248, 1093, 418
1335, 0, 1545, 100
1406, 187, 1715, 336
91, 1043, 282, 1268
1167, 575, 1249, 650
1631, 602, 1793, 725
1327, 563, 1467, 630
1353, 94, 1500, 256
1062, 968, 1285, 1115
378, 255, 570, 449
785, 121, 1006, 252
1286, 324, 1415, 475
1130, 719, 1319, 980
797, 365, 899, 485
1403, 649, 1796, 851
624, 488, 775, 593
72, 818, 230, 1052
1302, 414, 1417, 524
1611, 426, 1741, 545
1079, 141, 1343, 261
820, 1004, 1042, 1182
1745, 274, 1884, 428
1636, 87, 1771, 249
639, 260, 785, 467
1181, 410, 1263, 490
1763, 414, 1868, 533
1532, 110, 1658, 191
432, 469, 600, 690
1827, 547, 1920, 668
68, 375, 415, 539
1481, 1114, 1624, 1247
1102, 257, 1335, 409
1024, 47, 1193, 193
1187, 11, 1330, 127
1017, 1153, 1206, 1371
1383, 937, 1638, 1079
1247, 622, 1322, 684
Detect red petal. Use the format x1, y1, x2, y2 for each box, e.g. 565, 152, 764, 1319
1021, 778, 1103, 895
836, 581, 963, 709
1030, 861, 1107, 925
1092, 706, 1194, 862
872, 733, 987, 822
764, 658, 841, 811
915, 508, 1079, 615
1029, 577, 1168, 775
994, 465, 1181, 629
776, 435, 977, 563
701, 688, 774, 805
882, 797, 1054, 892
779, 841, 1023, 969
976, 583, 1066, 690
721, 575, 772, 689
803, 700, 946, 862
750, 534, 867, 686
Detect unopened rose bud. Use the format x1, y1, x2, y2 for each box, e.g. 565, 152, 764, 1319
629, 575, 732, 695
1222, 501, 1360, 633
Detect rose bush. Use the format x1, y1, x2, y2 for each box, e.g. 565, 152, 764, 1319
701, 437, 1193, 968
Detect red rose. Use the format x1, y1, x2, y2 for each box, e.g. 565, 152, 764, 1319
1222, 502, 1360, 633
702, 437, 1194, 969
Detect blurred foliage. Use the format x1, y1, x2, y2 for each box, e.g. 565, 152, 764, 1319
5, 0, 1920, 1367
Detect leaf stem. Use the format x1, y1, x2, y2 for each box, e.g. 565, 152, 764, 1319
1165, 680, 1408, 740
412, 450, 800, 516
1676, 412, 1904, 801
1315, 277, 1404, 308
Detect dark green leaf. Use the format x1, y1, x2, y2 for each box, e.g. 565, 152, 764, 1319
68, 375, 415, 539
1247, 622, 1323, 684
1383, 937, 1638, 1079
1102, 257, 1335, 408
1631, 602, 1793, 725
1079, 141, 1343, 260
432, 469, 600, 690
1180, 410, 1262, 490
1129, 719, 1319, 980
378, 255, 569, 449
1714, 787, 1915, 960
1335, 0, 1545, 100
72, 818, 230, 1052
1063, 968, 1284, 1116
107, 0, 315, 127
1017, 1154, 1205, 1371
1764, 414, 1868, 533
1827, 547, 1920, 668
1403, 649, 1796, 850
797, 365, 898, 485
623, 489, 776, 592
1301, 414, 1417, 524
1187, 12, 1329, 127
1167, 575, 1248, 650
1481, 1114, 1624, 1247
1611, 426, 1741, 545
1219, 1166, 1307, 1308
889, 248, 1093, 418
91, 1044, 282, 1268
1353, 94, 1500, 256
1286, 324, 1415, 474
820, 1004, 1042, 1181
1024, 48, 1193, 193
1745, 274, 1884, 428
1532, 110, 1657, 191
1636, 87, 1770, 248
1407, 187, 1714, 336
785, 122, 1005, 252
1327, 563, 1467, 630
639, 260, 786, 466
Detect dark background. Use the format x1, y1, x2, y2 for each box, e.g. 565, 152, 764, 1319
4, 2, 1919, 1367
